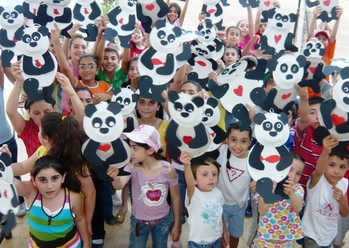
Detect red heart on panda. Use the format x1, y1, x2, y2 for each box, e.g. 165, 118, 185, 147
233, 85, 243, 96
183, 136, 193, 145
53, 8, 59, 15
309, 67, 316, 74
208, 9, 216, 14
331, 114, 345, 126
196, 60, 207, 66
119, 18, 124, 24
274, 34, 282, 44
98, 144, 111, 152
282, 93, 291, 100
323, 0, 331, 6
264, 1, 271, 7
210, 132, 215, 138
146, 4, 155, 11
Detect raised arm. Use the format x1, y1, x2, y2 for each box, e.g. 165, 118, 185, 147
329, 6, 343, 44
247, 6, 255, 38
179, 0, 189, 27
180, 151, 195, 202
295, 84, 309, 135
307, 6, 322, 40
107, 166, 131, 190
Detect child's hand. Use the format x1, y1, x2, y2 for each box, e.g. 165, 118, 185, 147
68, 23, 82, 38
106, 166, 120, 180
11, 61, 24, 84
336, 6, 343, 18
180, 151, 192, 167
0, 144, 12, 158
313, 6, 323, 18
295, 84, 308, 100
283, 178, 295, 196
333, 186, 344, 203
322, 135, 339, 153
93, 93, 111, 103
250, 180, 257, 194
170, 225, 181, 244
55, 72, 75, 96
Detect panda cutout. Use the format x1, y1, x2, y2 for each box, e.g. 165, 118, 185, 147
23, 0, 41, 21
259, 0, 277, 11
306, 0, 338, 23
263, 53, 316, 114
202, 97, 227, 152
239, 0, 260, 8
34, 0, 73, 37
138, 20, 191, 100
82, 102, 131, 181
0, 5, 24, 67
208, 59, 266, 129
166, 92, 211, 161
112, 87, 139, 132
136, 0, 169, 34
248, 112, 292, 204
105, 0, 137, 47
303, 39, 326, 80
0, 153, 19, 238
318, 67, 349, 141
201, 0, 224, 31
259, 8, 298, 55
15, 24, 57, 105
73, 0, 102, 41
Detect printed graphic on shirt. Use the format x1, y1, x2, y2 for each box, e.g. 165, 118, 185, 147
201, 201, 221, 229
139, 182, 166, 206
226, 166, 245, 182
316, 201, 340, 218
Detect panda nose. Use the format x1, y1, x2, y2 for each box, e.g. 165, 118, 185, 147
181, 112, 189, 118
269, 131, 277, 137
161, 40, 168, 46
277, 23, 283, 28
286, 74, 293, 80
30, 42, 38, 47
202, 117, 208, 122
8, 19, 14, 24
100, 127, 109, 134
311, 49, 316, 52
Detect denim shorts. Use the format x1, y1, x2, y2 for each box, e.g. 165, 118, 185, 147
129, 212, 173, 248
188, 238, 221, 248
222, 203, 246, 238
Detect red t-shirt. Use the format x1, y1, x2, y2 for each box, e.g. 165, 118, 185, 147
18, 119, 40, 157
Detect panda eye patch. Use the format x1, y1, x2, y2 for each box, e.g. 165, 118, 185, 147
274, 122, 283, 132
316, 43, 321, 49
174, 102, 183, 111
280, 63, 288, 73
201, 31, 205, 35
282, 16, 289, 22
205, 109, 213, 117
11, 11, 18, 18
23, 34, 31, 43
221, 68, 230, 75
291, 64, 299, 73
157, 30, 166, 39
115, 96, 122, 103
306, 43, 312, 49
263, 121, 272, 131
206, 30, 211, 35
275, 14, 282, 21
3, 12, 10, 19
342, 82, 349, 93
167, 34, 175, 43
184, 104, 194, 113
124, 98, 131, 105
92, 117, 103, 128
32, 32, 41, 41
106, 117, 116, 127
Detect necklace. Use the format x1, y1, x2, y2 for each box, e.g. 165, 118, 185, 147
139, 117, 158, 127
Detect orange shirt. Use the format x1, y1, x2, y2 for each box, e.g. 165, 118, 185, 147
323, 40, 336, 66
76, 80, 111, 95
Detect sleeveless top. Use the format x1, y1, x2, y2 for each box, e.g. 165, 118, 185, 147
26, 188, 82, 248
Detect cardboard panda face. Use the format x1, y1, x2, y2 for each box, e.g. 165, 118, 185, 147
268, 8, 296, 32
272, 54, 307, 90
216, 60, 248, 85
197, 19, 216, 43
43, 0, 72, 6
83, 101, 124, 143
0, 5, 24, 29
168, 92, 205, 127
254, 112, 289, 147
303, 39, 325, 59
191, 41, 215, 59
119, 0, 138, 12
112, 87, 139, 116
333, 68, 349, 113
16, 24, 50, 57
202, 97, 220, 127
149, 20, 182, 53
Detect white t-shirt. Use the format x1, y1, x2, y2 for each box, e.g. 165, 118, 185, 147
185, 187, 224, 244
302, 175, 348, 246
217, 144, 251, 207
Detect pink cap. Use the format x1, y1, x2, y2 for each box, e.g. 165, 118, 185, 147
315, 30, 330, 40
122, 125, 161, 152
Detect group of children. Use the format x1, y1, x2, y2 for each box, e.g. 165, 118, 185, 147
0, 0, 348, 248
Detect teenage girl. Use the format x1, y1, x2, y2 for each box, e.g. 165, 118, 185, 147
166, 0, 189, 27
108, 125, 181, 247
13, 155, 90, 247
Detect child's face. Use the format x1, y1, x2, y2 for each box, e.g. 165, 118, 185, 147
309, 103, 321, 129
325, 155, 348, 185
181, 83, 200, 96
129, 141, 151, 164
223, 47, 240, 66
32, 168, 65, 199
102, 51, 119, 73
70, 38, 88, 63
316, 34, 328, 48
168, 6, 179, 23
195, 163, 219, 192
78, 57, 98, 82
259, 22, 267, 34
77, 90, 93, 106
287, 159, 304, 183
226, 27, 240, 45
238, 20, 249, 37
128, 60, 139, 79
137, 97, 159, 119
263, 77, 275, 93
131, 29, 144, 44
227, 129, 251, 158
28, 101, 54, 126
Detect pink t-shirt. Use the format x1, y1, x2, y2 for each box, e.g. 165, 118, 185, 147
125, 160, 178, 221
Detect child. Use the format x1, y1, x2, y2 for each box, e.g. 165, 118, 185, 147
129, 25, 147, 59
252, 152, 305, 247
180, 151, 228, 247
108, 125, 181, 247
216, 122, 252, 248
302, 134, 349, 247
222, 45, 241, 67
13, 155, 90, 247
166, 0, 189, 27
225, 26, 241, 46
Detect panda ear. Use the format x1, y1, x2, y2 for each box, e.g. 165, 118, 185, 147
0, 7, 4, 15
14, 5, 23, 14
14, 27, 24, 41
107, 102, 121, 115
340, 67, 349, 79
155, 19, 166, 29
296, 55, 307, 67
278, 112, 288, 125
205, 18, 212, 29
192, 97, 204, 108
206, 97, 218, 108
112, 88, 121, 96
132, 93, 139, 102
168, 90, 179, 103
265, 7, 276, 20
38, 25, 50, 37
289, 13, 297, 23
85, 104, 97, 118
254, 113, 266, 125
173, 26, 182, 37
